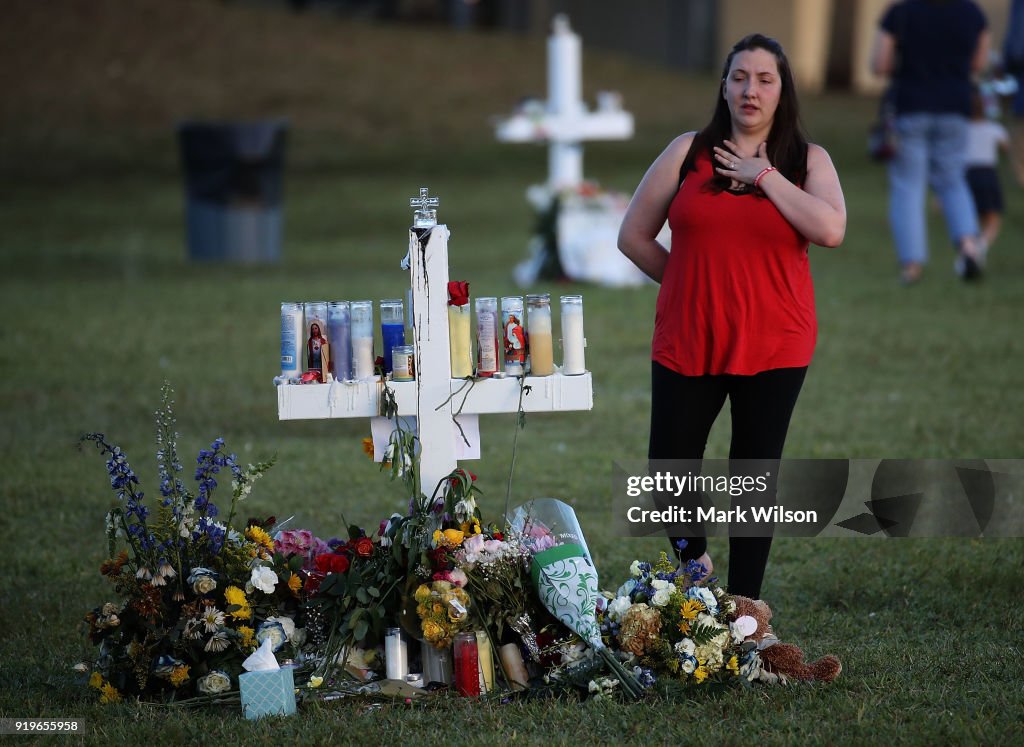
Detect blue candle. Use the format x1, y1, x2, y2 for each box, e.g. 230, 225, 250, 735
380, 299, 405, 374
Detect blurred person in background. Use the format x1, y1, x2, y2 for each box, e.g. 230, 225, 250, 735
965, 86, 1010, 252
871, 0, 990, 284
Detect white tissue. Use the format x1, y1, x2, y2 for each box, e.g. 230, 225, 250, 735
242, 638, 281, 672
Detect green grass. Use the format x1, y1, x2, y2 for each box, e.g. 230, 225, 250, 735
1, 1, 1023, 743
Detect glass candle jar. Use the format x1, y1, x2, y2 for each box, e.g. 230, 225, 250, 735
526, 293, 554, 376
280, 302, 303, 378
327, 301, 353, 381
475, 297, 500, 377
385, 627, 408, 680
303, 301, 329, 381
560, 295, 586, 375
475, 630, 494, 694
448, 301, 473, 378
392, 344, 415, 381
501, 296, 526, 376
453, 631, 481, 696
380, 299, 405, 375
350, 300, 375, 379
422, 642, 453, 685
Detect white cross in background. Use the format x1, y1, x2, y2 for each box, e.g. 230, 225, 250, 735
495, 14, 633, 191
277, 189, 593, 497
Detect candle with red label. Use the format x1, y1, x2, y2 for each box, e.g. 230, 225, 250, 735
453, 631, 480, 696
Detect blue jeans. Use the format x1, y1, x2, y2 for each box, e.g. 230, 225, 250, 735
888, 113, 979, 266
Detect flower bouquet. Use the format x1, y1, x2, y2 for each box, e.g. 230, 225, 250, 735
508, 498, 643, 698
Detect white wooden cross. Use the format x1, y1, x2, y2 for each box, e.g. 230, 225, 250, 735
494, 15, 633, 191
277, 188, 593, 496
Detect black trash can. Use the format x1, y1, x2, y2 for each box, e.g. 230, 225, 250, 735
178, 120, 288, 263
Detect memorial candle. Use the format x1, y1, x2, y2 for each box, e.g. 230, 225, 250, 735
453, 632, 480, 696
501, 296, 526, 376
526, 293, 554, 376
380, 299, 405, 375
350, 300, 374, 379
499, 642, 529, 691
327, 301, 353, 381
476, 631, 494, 693
280, 302, 303, 378
447, 281, 473, 378
475, 297, 500, 377
560, 294, 586, 375
385, 627, 408, 680
303, 301, 329, 382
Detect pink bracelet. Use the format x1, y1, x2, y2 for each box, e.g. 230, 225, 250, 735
754, 166, 777, 189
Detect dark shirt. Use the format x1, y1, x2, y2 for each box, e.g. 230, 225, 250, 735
881, 0, 986, 116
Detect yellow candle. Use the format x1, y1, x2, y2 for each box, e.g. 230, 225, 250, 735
476, 631, 494, 693
448, 304, 473, 378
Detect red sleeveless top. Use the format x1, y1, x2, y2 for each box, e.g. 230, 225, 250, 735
652, 154, 816, 376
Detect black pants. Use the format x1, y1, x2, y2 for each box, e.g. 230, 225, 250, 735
648, 361, 807, 599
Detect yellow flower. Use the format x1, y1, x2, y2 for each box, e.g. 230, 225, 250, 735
422, 620, 445, 643
432, 603, 443, 614
680, 599, 702, 620
726, 655, 739, 675
309, 676, 324, 688
88, 672, 103, 690
361, 437, 374, 459
224, 586, 252, 620
442, 528, 465, 547
694, 662, 710, 684
414, 584, 432, 603
287, 573, 302, 595
460, 518, 482, 536
99, 683, 122, 704
170, 665, 190, 687
245, 525, 275, 553
238, 625, 256, 649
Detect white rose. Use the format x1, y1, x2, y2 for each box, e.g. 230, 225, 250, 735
680, 656, 697, 674
250, 566, 279, 594
266, 615, 296, 641
629, 560, 642, 578
607, 596, 632, 622
196, 670, 231, 694
651, 586, 673, 607
674, 638, 696, 657
651, 579, 669, 591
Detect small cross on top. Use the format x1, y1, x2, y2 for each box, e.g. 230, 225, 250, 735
410, 187, 440, 228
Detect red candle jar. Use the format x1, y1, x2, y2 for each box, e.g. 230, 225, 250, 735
453, 631, 481, 696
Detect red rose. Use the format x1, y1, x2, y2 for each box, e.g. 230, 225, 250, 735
352, 537, 374, 557
492, 531, 504, 541
314, 553, 350, 574
305, 571, 325, 596
447, 281, 470, 307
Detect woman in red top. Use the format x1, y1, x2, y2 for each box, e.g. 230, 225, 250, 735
618, 34, 846, 599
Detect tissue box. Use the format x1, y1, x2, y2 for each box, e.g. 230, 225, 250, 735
239, 668, 296, 720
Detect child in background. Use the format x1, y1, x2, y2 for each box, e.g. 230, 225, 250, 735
964, 87, 1011, 265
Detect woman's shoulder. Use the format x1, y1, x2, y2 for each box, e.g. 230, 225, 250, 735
806, 142, 834, 166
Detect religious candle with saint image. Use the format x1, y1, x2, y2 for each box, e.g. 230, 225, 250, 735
303, 301, 329, 382
501, 296, 526, 376
447, 281, 472, 378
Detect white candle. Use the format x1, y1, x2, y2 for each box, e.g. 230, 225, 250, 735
385, 628, 408, 680
560, 295, 586, 375
476, 631, 494, 693
499, 642, 529, 691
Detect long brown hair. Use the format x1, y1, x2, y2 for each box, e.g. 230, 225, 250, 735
680, 33, 808, 193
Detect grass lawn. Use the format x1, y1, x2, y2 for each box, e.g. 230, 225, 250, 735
1, 1, 1022, 743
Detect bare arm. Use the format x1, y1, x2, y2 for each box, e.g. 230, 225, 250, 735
714, 142, 846, 247
870, 28, 896, 76
617, 133, 694, 283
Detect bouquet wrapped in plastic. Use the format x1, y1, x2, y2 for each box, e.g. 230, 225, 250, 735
508, 498, 642, 698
